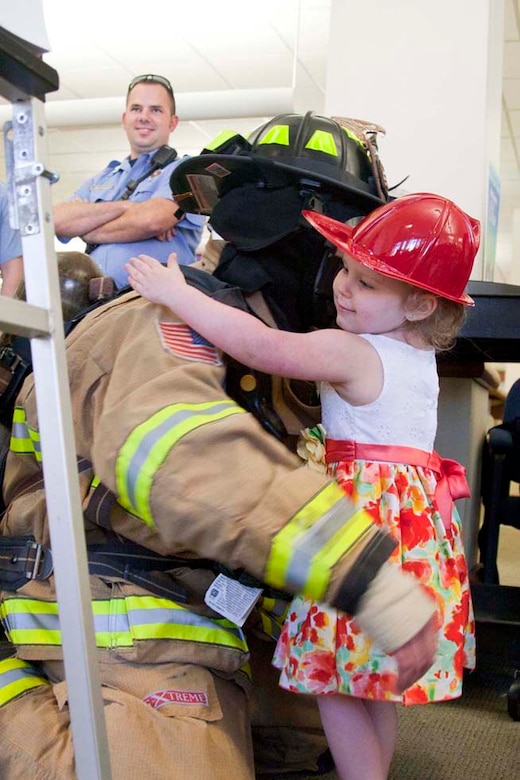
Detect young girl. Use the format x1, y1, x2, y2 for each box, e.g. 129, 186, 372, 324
126, 192, 478, 780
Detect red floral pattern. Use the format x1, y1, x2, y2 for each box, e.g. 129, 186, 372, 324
273, 457, 476, 705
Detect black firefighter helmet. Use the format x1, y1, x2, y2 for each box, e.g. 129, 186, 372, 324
170, 111, 389, 251
169, 112, 391, 445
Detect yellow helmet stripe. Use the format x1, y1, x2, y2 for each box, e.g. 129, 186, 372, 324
204, 129, 240, 151
304, 130, 338, 157
341, 126, 366, 149
116, 400, 246, 527
256, 124, 290, 147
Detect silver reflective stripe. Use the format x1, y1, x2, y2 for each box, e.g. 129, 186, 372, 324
3, 598, 246, 646
284, 500, 352, 589
125, 401, 237, 510
0, 657, 49, 707
11, 420, 42, 458
3, 611, 59, 632
0, 663, 42, 686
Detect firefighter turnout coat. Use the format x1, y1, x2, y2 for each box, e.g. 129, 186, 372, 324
1, 287, 397, 668
0, 284, 403, 778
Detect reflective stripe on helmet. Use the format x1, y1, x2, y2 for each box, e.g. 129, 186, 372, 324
256, 124, 290, 147
9, 407, 42, 462
265, 482, 373, 599
257, 124, 363, 158
169, 111, 388, 217
305, 129, 338, 156
0, 594, 249, 654
0, 657, 49, 707
204, 128, 242, 151
116, 400, 247, 527
340, 126, 366, 150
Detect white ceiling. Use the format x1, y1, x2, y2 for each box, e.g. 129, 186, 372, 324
1, 0, 331, 205
2, 0, 520, 271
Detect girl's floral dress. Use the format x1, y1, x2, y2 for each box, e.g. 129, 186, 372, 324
272, 335, 476, 704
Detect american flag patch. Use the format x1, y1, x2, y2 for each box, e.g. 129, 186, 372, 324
158, 320, 222, 366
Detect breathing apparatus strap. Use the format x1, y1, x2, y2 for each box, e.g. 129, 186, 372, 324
85, 144, 178, 254
120, 144, 178, 201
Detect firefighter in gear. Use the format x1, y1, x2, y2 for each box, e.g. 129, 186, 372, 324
0, 284, 436, 779
0, 114, 436, 779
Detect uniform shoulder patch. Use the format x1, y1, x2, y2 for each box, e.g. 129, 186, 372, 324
157, 319, 222, 366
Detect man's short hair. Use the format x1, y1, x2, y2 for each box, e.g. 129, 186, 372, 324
127, 74, 176, 114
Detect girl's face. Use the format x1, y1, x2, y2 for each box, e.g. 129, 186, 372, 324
332, 252, 412, 336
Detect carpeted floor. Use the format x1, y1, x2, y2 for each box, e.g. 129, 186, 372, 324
265, 526, 520, 780
0, 531, 517, 779
265, 652, 520, 780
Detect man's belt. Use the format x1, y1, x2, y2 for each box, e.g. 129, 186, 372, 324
0, 535, 292, 604
0, 535, 205, 603
0, 536, 54, 591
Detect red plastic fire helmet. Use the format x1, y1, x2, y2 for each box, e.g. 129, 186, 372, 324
303, 192, 480, 306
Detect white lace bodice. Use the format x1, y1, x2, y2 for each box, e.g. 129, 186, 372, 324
320, 334, 438, 450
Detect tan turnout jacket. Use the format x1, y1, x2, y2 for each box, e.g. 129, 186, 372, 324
0, 289, 395, 673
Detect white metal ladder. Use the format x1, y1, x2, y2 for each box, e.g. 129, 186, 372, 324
0, 31, 112, 779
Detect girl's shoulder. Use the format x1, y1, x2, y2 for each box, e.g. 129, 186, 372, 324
360, 333, 435, 361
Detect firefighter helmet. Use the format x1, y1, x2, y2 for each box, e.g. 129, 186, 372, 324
56, 251, 107, 320
170, 111, 388, 217
303, 193, 480, 306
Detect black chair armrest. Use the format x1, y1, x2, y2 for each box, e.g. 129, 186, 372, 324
487, 427, 514, 456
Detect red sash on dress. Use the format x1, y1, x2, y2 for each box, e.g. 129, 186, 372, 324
325, 439, 471, 532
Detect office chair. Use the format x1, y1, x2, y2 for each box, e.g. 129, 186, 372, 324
476, 379, 520, 720
479, 378, 520, 584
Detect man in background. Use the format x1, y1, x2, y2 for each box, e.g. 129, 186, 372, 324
53, 74, 205, 289
0, 181, 23, 297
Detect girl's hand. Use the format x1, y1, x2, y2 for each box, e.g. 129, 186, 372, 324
391, 613, 438, 693
126, 252, 184, 306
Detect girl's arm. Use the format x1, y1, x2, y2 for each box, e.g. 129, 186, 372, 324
126, 253, 374, 386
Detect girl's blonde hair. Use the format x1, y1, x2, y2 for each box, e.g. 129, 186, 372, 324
406, 291, 467, 352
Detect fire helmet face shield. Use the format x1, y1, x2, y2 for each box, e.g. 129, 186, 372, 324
303, 193, 480, 306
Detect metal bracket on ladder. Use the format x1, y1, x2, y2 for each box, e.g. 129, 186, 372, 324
0, 26, 112, 780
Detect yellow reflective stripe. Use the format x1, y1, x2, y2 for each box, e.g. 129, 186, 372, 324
121, 595, 247, 652
0, 657, 49, 707
116, 401, 246, 528
258, 597, 289, 640
1, 594, 249, 653
265, 482, 374, 599
341, 126, 366, 149
260, 596, 289, 620
256, 124, 290, 147
306, 506, 373, 594
0, 598, 60, 645
129, 616, 244, 648
10, 407, 42, 462
305, 130, 338, 157
91, 475, 100, 488
205, 129, 240, 151
240, 659, 252, 679
259, 612, 281, 640
0, 598, 57, 617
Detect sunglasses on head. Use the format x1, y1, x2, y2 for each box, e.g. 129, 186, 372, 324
127, 74, 174, 97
